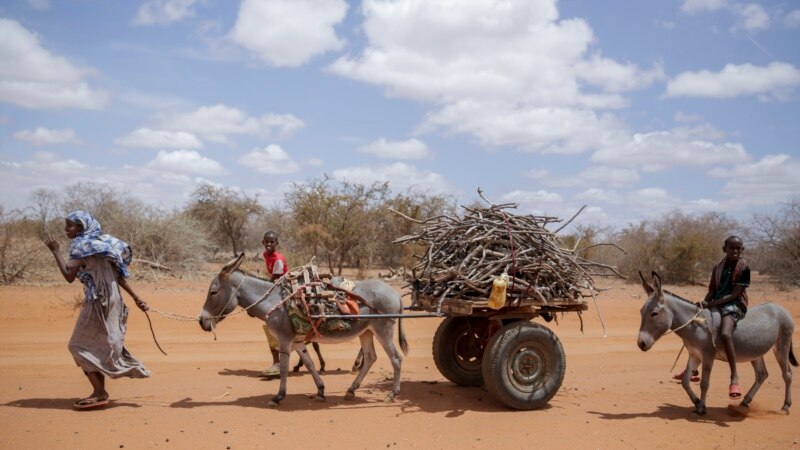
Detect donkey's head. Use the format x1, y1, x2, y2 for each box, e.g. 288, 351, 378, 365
637, 271, 673, 351
199, 253, 245, 332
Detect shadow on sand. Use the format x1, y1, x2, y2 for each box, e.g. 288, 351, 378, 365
164, 379, 531, 415
216, 367, 354, 379
4, 397, 143, 411
587, 402, 763, 427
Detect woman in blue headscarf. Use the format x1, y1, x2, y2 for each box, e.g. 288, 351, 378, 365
45, 211, 151, 410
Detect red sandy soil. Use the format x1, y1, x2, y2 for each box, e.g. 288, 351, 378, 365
1, 273, 798, 449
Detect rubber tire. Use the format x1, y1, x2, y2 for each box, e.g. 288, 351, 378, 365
432, 317, 489, 387
481, 321, 565, 410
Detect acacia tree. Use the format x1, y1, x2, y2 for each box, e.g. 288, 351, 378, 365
377, 190, 456, 268
285, 177, 389, 275
750, 198, 800, 285
187, 184, 264, 256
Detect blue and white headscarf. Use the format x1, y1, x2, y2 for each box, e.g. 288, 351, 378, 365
67, 211, 133, 279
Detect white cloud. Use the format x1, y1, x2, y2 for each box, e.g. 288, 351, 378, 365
115, 128, 203, 149
666, 62, 800, 100
358, 138, 431, 159
157, 104, 305, 143
685, 198, 723, 213
331, 162, 453, 196
146, 150, 227, 176
576, 55, 665, 93
592, 125, 748, 171
0, 18, 108, 109
134, 0, 199, 26
575, 188, 623, 204
0, 151, 221, 210
13, 127, 79, 145
229, 0, 347, 67
710, 154, 800, 205
114, 128, 203, 149
329, 0, 660, 153
419, 102, 628, 154
785, 10, 800, 28
238, 144, 300, 174
681, 0, 728, 14
501, 189, 563, 207
626, 188, 679, 217
733, 3, 770, 32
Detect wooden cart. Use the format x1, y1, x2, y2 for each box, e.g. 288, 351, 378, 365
413, 293, 588, 410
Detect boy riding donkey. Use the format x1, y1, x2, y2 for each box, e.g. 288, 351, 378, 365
701, 235, 750, 400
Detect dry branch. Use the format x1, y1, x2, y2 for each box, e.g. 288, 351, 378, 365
393, 194, 623, 305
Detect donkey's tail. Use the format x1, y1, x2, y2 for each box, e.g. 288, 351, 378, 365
398, 315, 409, 356
790, 343, 798, 367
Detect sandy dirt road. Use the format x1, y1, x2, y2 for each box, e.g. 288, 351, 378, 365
1, 273, 798, 449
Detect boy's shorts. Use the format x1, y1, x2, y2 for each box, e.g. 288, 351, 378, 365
263, 324, 279, 350
719, 301, 746, 322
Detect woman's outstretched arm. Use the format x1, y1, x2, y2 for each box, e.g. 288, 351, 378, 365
44, 236, 79, 283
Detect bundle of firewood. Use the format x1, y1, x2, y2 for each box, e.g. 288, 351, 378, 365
392, 193, 623, 304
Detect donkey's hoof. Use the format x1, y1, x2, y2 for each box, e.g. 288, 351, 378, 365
693, 406, 707, 416
268, 400, 280, 408
344, 390, 355, 400
383, 395, 396, 404
780, 406, 790, 415
313, 395, 326, 402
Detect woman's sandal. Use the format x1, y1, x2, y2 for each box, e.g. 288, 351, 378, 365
73, 396, 109, 410
728, 383, 742, 400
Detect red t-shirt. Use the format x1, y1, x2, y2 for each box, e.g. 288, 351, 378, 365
263, 250, 288, 279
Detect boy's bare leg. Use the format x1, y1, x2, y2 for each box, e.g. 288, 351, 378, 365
720, 316, 738, 384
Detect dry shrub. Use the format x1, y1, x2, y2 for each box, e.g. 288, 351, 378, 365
0, 207, 53, 284
613, 210, 739, 284
749, 199, 800, 287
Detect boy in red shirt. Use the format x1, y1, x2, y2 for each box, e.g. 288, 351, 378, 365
260, 230, 288, 377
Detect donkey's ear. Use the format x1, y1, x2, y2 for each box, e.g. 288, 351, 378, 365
639, 270, 654, 295
651, 271, 664, 299
221, 253, 246, 276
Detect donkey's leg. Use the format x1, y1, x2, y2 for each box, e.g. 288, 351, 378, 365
291, 342, 324, 373
312, 342, 326, 372
694, 356, 715, 415
345, 331, 377, 400
293, 342, 326, 401
680, 355, 700, 388
268, 339, 294, 408
351, 348, 364, 372
372, 321, 403, 402
774, 335, 794, 414
740, 357, 767, 408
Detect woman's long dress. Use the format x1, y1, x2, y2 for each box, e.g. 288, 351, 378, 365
67, 255, 150, 378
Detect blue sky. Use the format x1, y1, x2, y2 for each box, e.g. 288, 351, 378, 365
1, 0, 798, 230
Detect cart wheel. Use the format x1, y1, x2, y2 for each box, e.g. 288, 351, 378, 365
481, 321, 565, 410
432, 317, 489, 387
